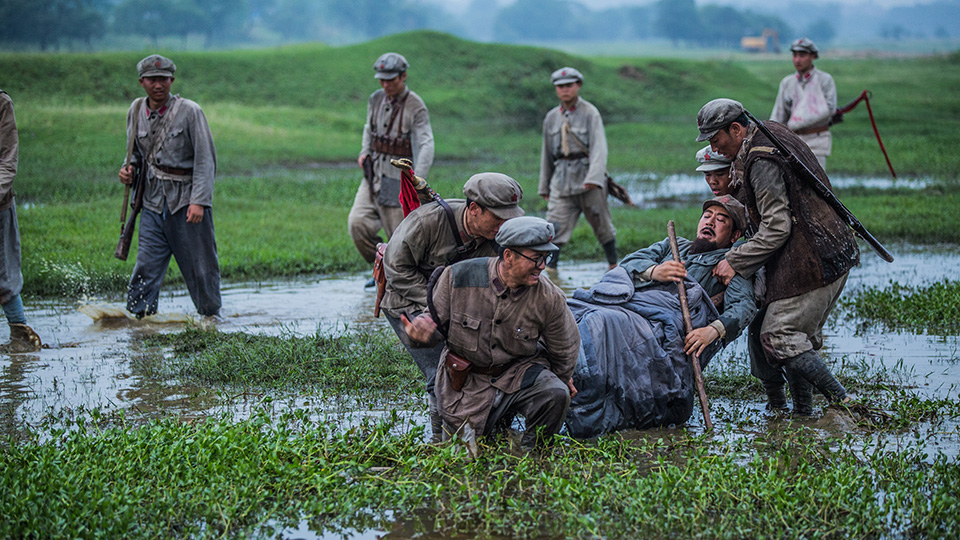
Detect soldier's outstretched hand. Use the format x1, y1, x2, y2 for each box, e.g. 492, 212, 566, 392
401, 313, 437, 345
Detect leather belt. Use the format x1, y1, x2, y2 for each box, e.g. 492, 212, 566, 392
156, 164, 193, 175
556, 152, 588, 160
471, 360, 518, 378
794, 125, 829, 135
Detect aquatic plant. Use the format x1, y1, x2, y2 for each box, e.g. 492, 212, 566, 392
847, 279, 960, 334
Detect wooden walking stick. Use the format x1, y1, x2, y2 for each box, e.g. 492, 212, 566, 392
668, 220, 713, 430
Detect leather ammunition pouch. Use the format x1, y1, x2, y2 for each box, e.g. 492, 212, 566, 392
444, 351, 472, 392
371, 133, 413, 158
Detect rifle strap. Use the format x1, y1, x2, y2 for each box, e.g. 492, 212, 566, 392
436, 198, 467, 260
562, 121, 590, 157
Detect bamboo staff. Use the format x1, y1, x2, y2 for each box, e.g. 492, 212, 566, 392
668, 220, 713, 430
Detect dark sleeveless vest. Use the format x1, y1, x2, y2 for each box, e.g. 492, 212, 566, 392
736, 122, 859, 305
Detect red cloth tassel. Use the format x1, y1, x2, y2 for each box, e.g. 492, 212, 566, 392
399, 167, 422, 216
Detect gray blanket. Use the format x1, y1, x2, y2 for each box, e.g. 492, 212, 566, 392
565, 267, 720, 438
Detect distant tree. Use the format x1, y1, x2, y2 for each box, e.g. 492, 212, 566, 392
114, 0, 207, 46
197, 0, 252, 47
493, 0, 576, 42
879, 24, 907, 41
653, 0, 701, 46
260, 0, 320, 41
803, 18, 836, 45
0, 0, 105, 50
697, 5, 747, 47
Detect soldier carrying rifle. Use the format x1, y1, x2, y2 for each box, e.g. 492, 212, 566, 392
117, 55, 220, 319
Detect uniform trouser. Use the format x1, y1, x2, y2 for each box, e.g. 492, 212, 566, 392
0, 204, 23, 308
385, 312, 443, 438
546, 187, 616, 248
758, 272, 848, 363
347, 179, 405, 264
799, 130, 831, 171
128, 206, 221, 317
485, 368, 571, 449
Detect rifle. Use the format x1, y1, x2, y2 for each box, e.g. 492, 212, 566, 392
114, 164, 144, 261
668, 221, 713, 431
115, 98, 144, 261
742, 110, 894, 263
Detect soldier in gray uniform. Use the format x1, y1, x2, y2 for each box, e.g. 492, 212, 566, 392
539, 67, 617, 269
697, 98, 857, 415
349, 52, 435, 275
402, 216, 580, 452
118, 55, 221, 318
0, 91, 42, 353
770, 38, 837, 170
383, 173, 523, 441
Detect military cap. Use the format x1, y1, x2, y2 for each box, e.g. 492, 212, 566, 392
373, 52, 409, 79
696, 98, 745, 142
790, 37, 819, 57
703, 195, 747, 233
137, 54, 176, 78
463, 172, 524, 220
496, 216, 558, 252
695, 145, 732, 172
551, 67, 583, 85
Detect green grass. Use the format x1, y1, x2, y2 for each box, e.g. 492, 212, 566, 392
2, 410, 957, 539
845, 279, 960, 335
3, 32, 959, 298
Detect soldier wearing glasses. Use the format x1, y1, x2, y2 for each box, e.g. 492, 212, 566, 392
402, 216, 580, 452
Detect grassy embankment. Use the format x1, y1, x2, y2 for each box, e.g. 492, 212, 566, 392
2, 31, 959, 298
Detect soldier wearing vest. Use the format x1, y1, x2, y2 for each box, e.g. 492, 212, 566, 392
383, 172, 523, 442
697, 98, 859, 415
539, 67, 617, 270
0, 91, 42, 353
118, 54, 221, 318
401, 216, 580, 453
350, 53, 435, 276
770, 38, 837, 170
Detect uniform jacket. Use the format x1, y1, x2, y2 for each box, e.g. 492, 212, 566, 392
728, 122, 859, 304
0, 91, 17, 211
381, 199, 497, 317
770, 67, 837, 132
620, 237, 756, 344
126, 94, 217, 215
539, 97, 608, 197
433, 257, 580, 435
360, 88, 434, 195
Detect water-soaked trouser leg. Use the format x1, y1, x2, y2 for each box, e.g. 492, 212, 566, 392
168, 206, 221, 317
127, 209, 173, 316
486, 367, 570, 450
0, 204, 24, 308
759, 273, 848, 362
748, 307, 787, 409
347, 180, 384, 264
2, 294, 25, 325
579, 187, 617, 259
386, 312, 444, 440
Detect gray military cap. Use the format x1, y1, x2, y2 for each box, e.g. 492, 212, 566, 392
696, 98, 745, 142
373, 52, 409, 79
790, 37, 819, 57
137, 54, 176, 78
551, 67, 583, 85
695, 145, 732, 172
496, 216, 558, 252
462, 172, 525, 220
703, 195, 747, 233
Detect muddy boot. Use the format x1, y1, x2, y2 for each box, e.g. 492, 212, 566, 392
763, 381, 789, 412
785, 350, 847, 404
602, 240, 618, 269
786, 367, 815, 416
0, 324, 42, 354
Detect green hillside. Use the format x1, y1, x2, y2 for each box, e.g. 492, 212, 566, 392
1, 31, 958, 297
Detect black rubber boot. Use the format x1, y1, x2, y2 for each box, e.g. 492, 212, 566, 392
785, 367, 815, 416
763, 381, 789, 411
784, 350, 847, 403
602, 240, 618, 267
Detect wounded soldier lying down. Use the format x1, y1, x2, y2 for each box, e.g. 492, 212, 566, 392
566, 196, 757, 437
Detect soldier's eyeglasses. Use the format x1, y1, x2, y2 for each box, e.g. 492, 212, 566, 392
513, 250, 555, 267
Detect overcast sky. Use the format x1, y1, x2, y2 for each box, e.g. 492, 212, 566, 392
438, 0, 931, 12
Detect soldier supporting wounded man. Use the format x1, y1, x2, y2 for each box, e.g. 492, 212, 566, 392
698, 98, 857, 415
